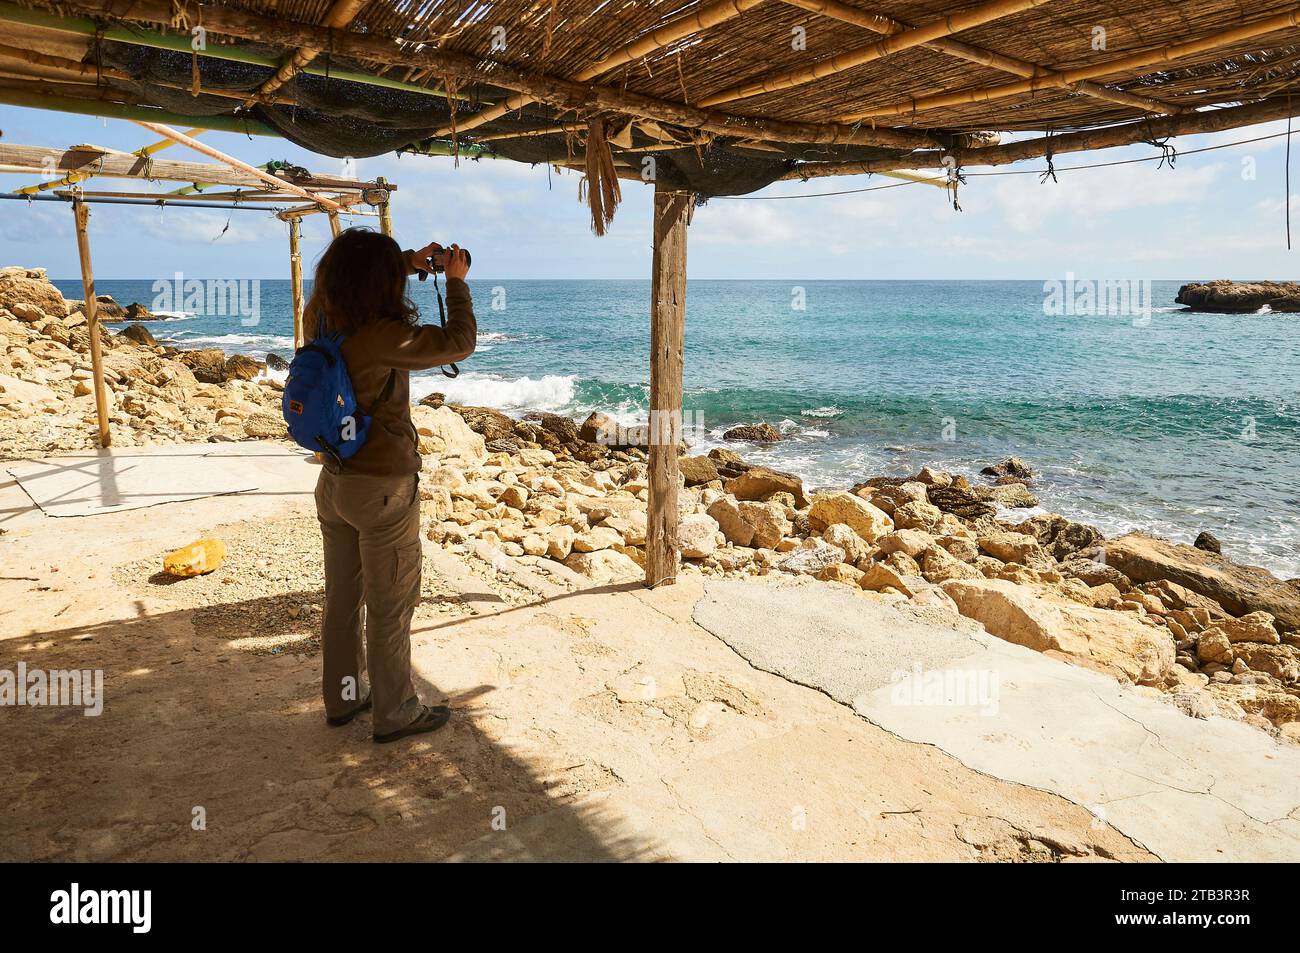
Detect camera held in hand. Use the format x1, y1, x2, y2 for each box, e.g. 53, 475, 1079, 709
426, 246, 471, 273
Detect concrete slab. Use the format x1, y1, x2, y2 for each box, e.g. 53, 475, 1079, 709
6, 442, 308, 517
694, 577, 1300, 862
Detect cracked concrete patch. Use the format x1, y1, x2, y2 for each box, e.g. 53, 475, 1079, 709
694, 577, 1300, 862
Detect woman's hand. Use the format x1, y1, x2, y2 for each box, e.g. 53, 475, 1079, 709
444, 244, 470, 280
406, 241, 442, 277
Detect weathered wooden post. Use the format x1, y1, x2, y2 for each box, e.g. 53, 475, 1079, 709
72, 194, 111, 447
328, 210, 342, 237
645, 187, 691, 587
376, 176, 393, 236
288, 216, 304, 348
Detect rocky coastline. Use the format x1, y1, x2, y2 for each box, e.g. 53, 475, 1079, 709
1176, 279, 1300, 313
3, 264, 1298, 744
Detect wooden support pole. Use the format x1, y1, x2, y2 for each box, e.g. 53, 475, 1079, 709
289, 217, 305, 349
376, 178, 393, 236
646, 188, 691, 589
328, 211, 342, 237
72, 196, 111, 447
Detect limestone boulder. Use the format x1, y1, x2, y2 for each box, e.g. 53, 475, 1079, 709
919, 545, 983, 584
410, 404, 488, 464
724, 466, 807, 508
0, 266, 67, 318
224, 354, 260, 381
678, 455, 721, 486
941, 578, 1176, 684
1104, 534, 1300, 630
678, 513, 721, 559
807, 492, 893, 543
875, 529, 935, 559
564, 549, 642, 584
823, 523, 871, 563
777, 538, 846, 576
1215, 611, 1281, 645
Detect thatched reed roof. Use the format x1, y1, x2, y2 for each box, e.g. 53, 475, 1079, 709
2, 0, 1299, 200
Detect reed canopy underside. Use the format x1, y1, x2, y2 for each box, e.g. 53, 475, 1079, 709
2, 0, 1299, 198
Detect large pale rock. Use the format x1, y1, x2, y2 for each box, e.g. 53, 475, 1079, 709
774, 538, 844, 577
724, 466, 807, 508
574, 526, 623, 553
823, 523, 870, 563
0, 374, 58, 409
919, 545, 982, 584
678, 455, 721, 486
891, 499, 943, 532
875, 529, 935, 559
1196, 629, 1233, 665
409, 404, 487, 464
859, 561, 918, 596
546, 525, 575, 560
978, 531, 1051, 567
706, 497, 788, 549
1105, 534, 1300, 630
942, 578, 1176, 684
817, 563, 865, 586
679, 513, 721, 559
706, 497, 754, 547
1215, 611, 1281, 645
563, 549, 641, 584
738, 501, 790, 549
807, 492, 893, 543
0, 266, 67, 318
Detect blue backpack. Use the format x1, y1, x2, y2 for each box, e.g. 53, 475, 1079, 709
282, 334, 387, 469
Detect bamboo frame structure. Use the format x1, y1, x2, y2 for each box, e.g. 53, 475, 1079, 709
435, 0, 766, 136
289, 217, 305, 349
246, 0, 369, 104
38, 0, 940, 150
131, 122, 345, 211
697, 0, 1054, 107
778, 0, 1182, 115
0, 1, 482, 105
5, 134, 396, 442
785, 94, 1300, 177
841, 7, 1300, 121
71, 194, 111, 448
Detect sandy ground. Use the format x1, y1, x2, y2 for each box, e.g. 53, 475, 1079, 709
0, 444, 1155, 862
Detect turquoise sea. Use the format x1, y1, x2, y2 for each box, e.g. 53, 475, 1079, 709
56, 277, 1300, 578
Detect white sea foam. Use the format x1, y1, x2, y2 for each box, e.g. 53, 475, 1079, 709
165, 332, 295, 350
410, 372, 576, 411
801, 406, 843, 418
104, 310, 194, 322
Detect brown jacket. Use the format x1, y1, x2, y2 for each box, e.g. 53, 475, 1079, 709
338, 277, 476, 477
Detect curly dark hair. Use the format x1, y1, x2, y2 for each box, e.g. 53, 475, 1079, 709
303, 227, 417, 339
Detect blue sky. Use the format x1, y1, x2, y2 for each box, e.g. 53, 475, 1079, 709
1, 103, 1297, 281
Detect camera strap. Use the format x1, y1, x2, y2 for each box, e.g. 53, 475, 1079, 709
423, 269, 460, 379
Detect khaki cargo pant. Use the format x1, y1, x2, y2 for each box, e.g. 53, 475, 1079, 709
315, 469, 423, 735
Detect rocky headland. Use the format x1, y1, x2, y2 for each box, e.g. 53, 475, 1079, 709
3, 264, 1299, 746
1175, 279, 1300, 313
